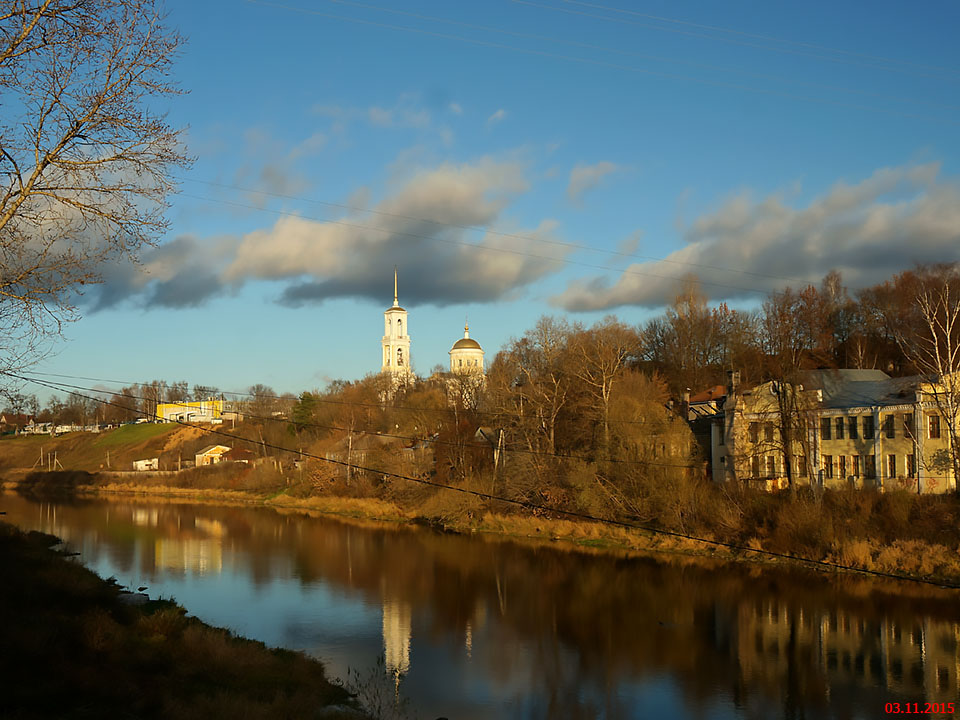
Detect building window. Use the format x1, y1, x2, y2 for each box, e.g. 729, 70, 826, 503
838, 455, 847, 479
821, 417, 831, 441
884, 414, 895, 439
849, 416, 858, 439
751, 455, 761, 478
907, 454, 916, 478
852, 455, 861, 478
888, 454, 897, 478
823, 455, 834, 479
764, 422, 774, 442
863, 415, 874, 440
749, 422, 759, 443
796, 454, 807, 477
397, 348, 404, 366
836, 417, 845, 440
766, 455, 776, 478
903, 414, 914, 438
864, 455, 876, 479
929, 414, 941, 439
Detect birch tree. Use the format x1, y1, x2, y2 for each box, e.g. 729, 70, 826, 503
893, 266, 960, 489
0, 0, 190, 375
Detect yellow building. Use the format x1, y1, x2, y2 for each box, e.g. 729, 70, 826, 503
156, 398, 223, 423
713, 370, 957, 493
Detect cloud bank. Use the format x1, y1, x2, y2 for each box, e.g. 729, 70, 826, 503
86, 159, 569, 311
554, 163, 960, 311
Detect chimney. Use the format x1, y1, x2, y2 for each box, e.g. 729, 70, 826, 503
681, 390, 690, 420
726, 370, 740, 395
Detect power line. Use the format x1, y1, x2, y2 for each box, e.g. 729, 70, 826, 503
178, 189, 784, 301
558, 0, 960, 78
15, 368, 694, 429
179, 176, 811, 286
517, 0, 960, 83
7, 368, 959, 591
12, 372, 705, 469
13, 370, 957, 482
315, 0, 960, 113
244, 0, 960, 127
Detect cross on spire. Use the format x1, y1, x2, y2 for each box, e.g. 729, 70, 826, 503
393, 266, 398, 307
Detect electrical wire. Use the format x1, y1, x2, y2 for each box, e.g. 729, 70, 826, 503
15, 368, 696, 429
178, 176, 810, 286
516, 0, 960, 82
178, 190, 775, 300
10, 372, 706, 470
558, 0, 960, 78
7, 368, 959, 591
244, 0, 960, 127
316, 0, 960, 112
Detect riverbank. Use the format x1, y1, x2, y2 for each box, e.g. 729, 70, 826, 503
7, 469, 960, 590
0, 519, 368, 719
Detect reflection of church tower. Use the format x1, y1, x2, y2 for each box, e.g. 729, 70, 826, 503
382, 597, 412, 680
381, 268, 412, 380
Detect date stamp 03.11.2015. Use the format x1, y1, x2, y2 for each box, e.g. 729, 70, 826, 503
884, 702, 956, 715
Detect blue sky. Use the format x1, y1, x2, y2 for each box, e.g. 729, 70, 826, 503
35, 0, 960, 397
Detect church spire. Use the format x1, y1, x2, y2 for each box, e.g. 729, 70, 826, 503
393, 266, 398, 307
464, 317, 469, 339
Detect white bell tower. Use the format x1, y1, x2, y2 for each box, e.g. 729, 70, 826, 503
382, 268, 412, 379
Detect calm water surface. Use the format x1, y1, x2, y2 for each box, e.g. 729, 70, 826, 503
3, 491, 959, 720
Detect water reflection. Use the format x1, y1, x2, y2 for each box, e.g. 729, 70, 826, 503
3, 491, 960, 720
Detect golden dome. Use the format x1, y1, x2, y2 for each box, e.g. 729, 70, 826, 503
452, 337, 482, 350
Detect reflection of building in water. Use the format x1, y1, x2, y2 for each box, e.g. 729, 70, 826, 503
735, 597, 960, 702
154, 537, 222, 575
132, 508, 159, 527
382, 597, 412, 679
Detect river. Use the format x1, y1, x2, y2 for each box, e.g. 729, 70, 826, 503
2, 490, 958, 719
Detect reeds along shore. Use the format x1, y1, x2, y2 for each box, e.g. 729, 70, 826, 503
0, 520, 368, 720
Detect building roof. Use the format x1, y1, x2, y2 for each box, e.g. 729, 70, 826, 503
803, 370, 922, 410
689, 385, 726, 403
452, 337, 482, 350
196, 444, 231, 456
451, 322, 482, 351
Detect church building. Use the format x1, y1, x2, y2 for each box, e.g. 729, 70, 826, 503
381, 268, 413, 382
379, 270, 484, 381
449, 323, 484, 374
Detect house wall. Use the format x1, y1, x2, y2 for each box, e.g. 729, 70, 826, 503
718, 381, 957, 493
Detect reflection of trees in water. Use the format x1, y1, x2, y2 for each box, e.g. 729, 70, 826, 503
6, 493, 960, 719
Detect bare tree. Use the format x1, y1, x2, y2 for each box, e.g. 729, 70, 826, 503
569, 317, 642, 458
0, 1, 190, 376
891, 266, 960, 489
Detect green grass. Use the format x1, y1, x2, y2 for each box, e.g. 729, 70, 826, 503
93, 423, 176, 448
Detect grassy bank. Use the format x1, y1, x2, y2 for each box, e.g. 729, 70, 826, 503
0, 520, 367, 720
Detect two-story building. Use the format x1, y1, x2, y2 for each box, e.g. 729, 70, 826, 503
711, 370, 957, 493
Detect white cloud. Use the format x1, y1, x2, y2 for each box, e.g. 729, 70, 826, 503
89, 158, 569, 310
368, 106, 393, 127
449, 102, 463, 115
487, 109, 507, 126
567, 161, 618, 204
553, 163, 960, 311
